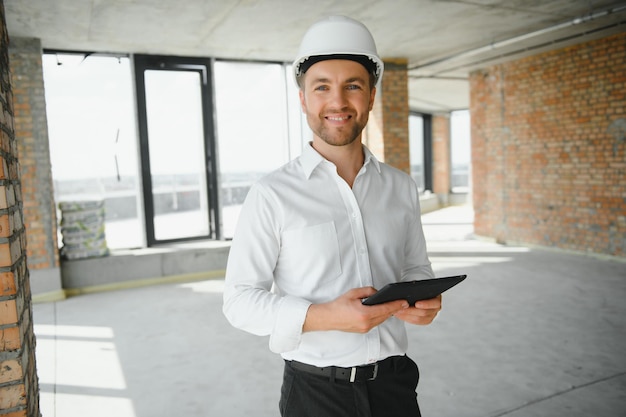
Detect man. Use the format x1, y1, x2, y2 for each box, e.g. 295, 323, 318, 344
223, 15, 441, 417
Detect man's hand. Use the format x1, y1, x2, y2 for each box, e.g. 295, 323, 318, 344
303, 287, 410, 333
393, 294, 442, 325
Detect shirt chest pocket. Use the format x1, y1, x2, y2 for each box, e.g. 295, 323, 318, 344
276, 222, 342, 295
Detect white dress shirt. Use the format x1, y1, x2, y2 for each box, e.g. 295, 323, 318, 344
223, 143, 434, 367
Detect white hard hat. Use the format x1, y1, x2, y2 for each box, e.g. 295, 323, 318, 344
293, 15, 384, 86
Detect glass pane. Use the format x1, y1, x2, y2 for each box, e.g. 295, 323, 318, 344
451, 110, 471, 193
213, 62, 293, 239
285, 64, 311, 159
43, 54, 143, 250
144, 70, 210, 240
409, 114, 425, 191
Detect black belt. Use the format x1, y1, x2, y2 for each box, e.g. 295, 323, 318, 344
288, 359, 385, 383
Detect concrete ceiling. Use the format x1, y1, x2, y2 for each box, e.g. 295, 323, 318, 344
5, 0, 626, 113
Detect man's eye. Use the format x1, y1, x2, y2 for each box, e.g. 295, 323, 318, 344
314, 85, 329, 91
346, 84, 361, 90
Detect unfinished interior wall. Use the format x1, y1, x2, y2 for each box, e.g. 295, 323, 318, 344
7, 37, 61, 300
0, 1, 42, 415
367, 58, 411, 174
470, 32, 626, 257
432, 114, 451, 204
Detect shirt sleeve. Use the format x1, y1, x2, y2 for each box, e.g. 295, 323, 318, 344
402, 179, 435, 281
222, 184, 312, 353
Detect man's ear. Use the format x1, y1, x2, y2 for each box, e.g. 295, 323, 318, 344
299, 89, 306, 112
368, 87, 376, 111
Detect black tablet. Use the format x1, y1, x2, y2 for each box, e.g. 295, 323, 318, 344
361, 274, 467, 306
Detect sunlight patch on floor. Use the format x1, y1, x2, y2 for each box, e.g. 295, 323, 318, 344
34, 324, 136, 417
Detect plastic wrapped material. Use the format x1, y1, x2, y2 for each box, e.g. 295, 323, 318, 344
59, 200, 110, 260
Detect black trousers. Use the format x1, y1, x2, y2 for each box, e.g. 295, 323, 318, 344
279, 355, 421, 417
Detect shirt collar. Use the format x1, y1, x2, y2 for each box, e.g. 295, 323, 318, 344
362, 145, 382, 174
300, 142, 382, 179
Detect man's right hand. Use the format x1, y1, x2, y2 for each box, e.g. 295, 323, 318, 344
302, 287, 409, 333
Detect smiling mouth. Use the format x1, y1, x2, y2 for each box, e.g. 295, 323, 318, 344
326, 115, 351, 121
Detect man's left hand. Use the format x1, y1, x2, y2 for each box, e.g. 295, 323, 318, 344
392, 294, 442, 325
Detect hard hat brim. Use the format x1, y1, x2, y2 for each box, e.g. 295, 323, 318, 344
297, 54, 379, 78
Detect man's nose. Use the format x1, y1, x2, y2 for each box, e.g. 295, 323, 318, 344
328, 88, 348, 108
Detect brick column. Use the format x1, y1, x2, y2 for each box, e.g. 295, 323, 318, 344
432, 114, 451, 203
8, 38, 62, 299
0, 1, 42, 416
365, 58, 410, 174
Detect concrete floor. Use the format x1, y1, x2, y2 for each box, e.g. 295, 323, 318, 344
33, 205, 626, 417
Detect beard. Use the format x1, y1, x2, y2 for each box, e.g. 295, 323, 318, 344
307, 113, 367, 147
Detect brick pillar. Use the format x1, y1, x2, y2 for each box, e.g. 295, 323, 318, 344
366, 58, 410, 174
432, 114, 451, 203
0, 1, 42, 416
8, 38, 61, 298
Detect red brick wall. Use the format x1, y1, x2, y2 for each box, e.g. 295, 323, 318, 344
367, 58, 410, 174
8, 38, 59, 272
432, 115, 451, 196
470, 32, 626, 256
0, 1, 42, 415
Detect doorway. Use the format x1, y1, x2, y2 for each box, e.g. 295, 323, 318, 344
134, 55, 220, 244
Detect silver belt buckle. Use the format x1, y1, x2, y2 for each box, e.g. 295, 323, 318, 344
349, 366, 357, 382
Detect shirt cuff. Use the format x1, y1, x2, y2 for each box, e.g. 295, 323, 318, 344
269, 296, 312, 353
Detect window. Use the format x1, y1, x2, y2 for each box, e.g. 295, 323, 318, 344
409, 114, 425, 191
213, 61, 307, 238
44, 53, 309, 248
43, 53, 143, 249
409, 112, 432, 192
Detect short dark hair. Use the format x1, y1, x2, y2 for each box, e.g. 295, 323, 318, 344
296, 54, 378, 89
